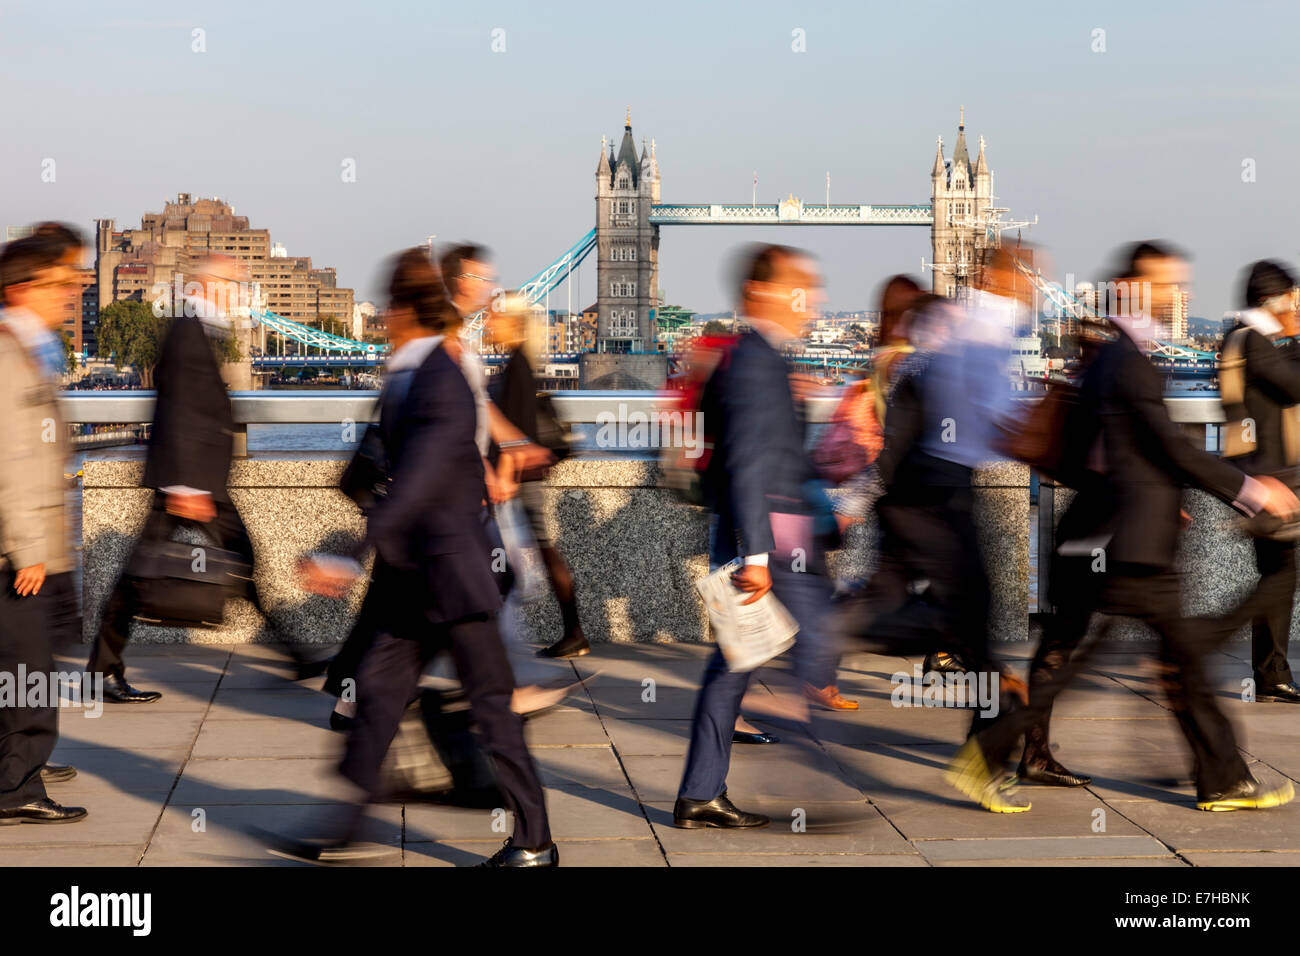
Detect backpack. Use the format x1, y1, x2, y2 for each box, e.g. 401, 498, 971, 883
659, 333, 740, 505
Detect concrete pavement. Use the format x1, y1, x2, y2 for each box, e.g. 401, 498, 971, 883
7, 640, 1300, 867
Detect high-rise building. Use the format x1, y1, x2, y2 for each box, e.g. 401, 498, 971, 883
1154, 287, 1190, 341
930, 109, 993, 299
94, 193, 353, 336
594, 111, 660, 353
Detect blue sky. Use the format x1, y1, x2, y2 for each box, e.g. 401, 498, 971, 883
2, 0, 1296, 318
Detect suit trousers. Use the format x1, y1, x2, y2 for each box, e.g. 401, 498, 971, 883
339, 565, 551, 848
0, 574, 56, 809
677, 557, 835, 802
982, 561, 1249, 801
89, 495, 265, 677
1248, 538, 1296, 685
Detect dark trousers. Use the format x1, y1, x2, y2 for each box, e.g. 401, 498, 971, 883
0, 574, 56, 809
323, 585, 380, 699
339, 565, 551, 848
1248, 538, 1296, 684
987, 562, 1249, 801
867, 487, 993, 671
678, 557, 836, 802
89, 496, 267, 678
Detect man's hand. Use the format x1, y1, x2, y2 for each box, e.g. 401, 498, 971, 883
166, 492, 215, 523
731, 563, 772, 606
297, 556, 360, 598
1257, 476, 1300, 521
13, 564, 45, 597
514, 441, 555, 472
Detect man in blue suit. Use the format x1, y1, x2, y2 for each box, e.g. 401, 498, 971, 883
675, 244, 841, 829
299, 259, 553, 865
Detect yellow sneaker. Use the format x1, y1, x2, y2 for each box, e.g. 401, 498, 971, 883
1197, 776, 1295, 812
944, 739, 1032, 813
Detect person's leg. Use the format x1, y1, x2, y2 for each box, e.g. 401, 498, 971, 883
772, 558, 843, 700
324, 585, 380, 700
87, 499, 176, 679
337, 629, 425, 804
1251, 538, 1296, 688
0, 579, 57, 809
678, 647, 756, 801
1122, 572, 1250, 801
445, 614, 552, 849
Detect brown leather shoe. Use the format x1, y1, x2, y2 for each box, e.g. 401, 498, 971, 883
804, 683, 858, 711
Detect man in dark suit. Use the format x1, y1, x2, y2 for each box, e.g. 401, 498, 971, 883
960, 242, 1300, 813
299, 261, 554, 865
88, 256, 297, 702
674, 245, 843, 830
1212, 260, 1300, 702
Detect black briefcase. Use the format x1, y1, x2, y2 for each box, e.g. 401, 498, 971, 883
380, 687, 502, 806
126, 534, 253, 628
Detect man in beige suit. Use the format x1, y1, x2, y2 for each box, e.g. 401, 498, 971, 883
0, 233, 87, 824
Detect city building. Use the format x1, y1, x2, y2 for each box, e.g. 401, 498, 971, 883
352, 300, 377, 341
94, 193, 354, 340
930, 109, 993, 299
594, 111, 660, 353
547, 309, 598, 354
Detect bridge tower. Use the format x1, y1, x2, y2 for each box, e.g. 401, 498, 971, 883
594, 110, 660, 352
930, 108, 992, 298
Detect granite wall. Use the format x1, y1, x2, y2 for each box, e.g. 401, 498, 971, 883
79, 457, 1034, 646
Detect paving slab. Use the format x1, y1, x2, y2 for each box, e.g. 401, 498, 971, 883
404, 838, 667, 867
141, 802, 401, 866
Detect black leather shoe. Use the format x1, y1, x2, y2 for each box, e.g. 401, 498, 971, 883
102, 674, 161, 703
673, 790, 769, 829
329, 710, 356, 733
476, 838, 559, 867
41, 763, 77, 783
1017, 758, 1092, 787
294, 657, 332, 682
538, 631, 590, 659
923, 650, 967, 675
0, 798, 87, 825
732, 730, 779, 745
1256, 681, 1300, 703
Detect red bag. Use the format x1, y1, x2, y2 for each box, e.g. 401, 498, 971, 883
813, 379, 882, 484
659, 333, 740, 504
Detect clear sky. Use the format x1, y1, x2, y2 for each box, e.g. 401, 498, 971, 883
2, 0, 1296, 319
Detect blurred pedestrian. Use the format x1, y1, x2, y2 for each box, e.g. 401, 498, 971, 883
0, 234, 87, 822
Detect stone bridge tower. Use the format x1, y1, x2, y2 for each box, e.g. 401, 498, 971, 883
594, 110, 660, 352
930, 108, 992, 298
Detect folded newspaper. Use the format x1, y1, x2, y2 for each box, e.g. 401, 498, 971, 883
695, 559, 799, 672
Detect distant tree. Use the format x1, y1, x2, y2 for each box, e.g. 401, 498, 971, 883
701, 319, 729, 336
96, 300, 168, 387
97, 299, 241, 387
846, 323, 868, 343
58, 330, 79, 374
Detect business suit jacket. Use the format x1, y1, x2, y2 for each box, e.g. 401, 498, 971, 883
0, 317, 71, 575
1063, 331, 1250, 570
1224, 323, 1300, 475
141, 315, 235, 502
700, 329, 816, 558
362, 342, 499, 625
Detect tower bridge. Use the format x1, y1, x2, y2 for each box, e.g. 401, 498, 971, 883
248, 110, 1005, 359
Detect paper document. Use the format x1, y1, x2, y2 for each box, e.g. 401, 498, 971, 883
695, 559, 799, 673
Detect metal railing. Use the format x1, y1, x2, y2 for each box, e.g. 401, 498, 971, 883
56, 389, 1228, 429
